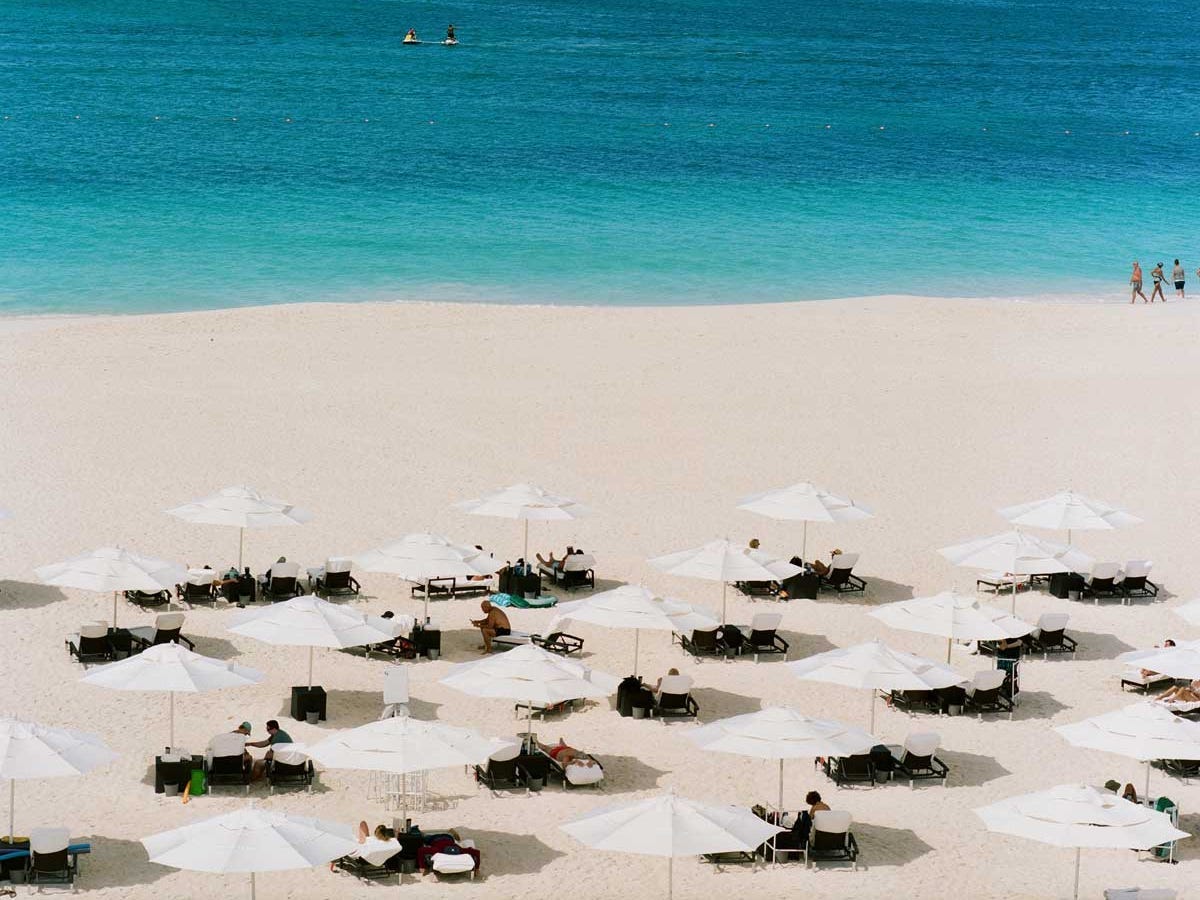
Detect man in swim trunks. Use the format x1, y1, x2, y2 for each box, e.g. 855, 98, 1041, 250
1130, 261, 1148, 304
538, 737, 597, 768
471, 600, 510, 653
1172, 259, 1186, 299
447, 24, 455, 41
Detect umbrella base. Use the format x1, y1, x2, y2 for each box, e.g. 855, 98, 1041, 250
290, 685, 327, 723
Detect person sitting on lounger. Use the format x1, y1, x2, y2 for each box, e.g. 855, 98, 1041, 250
810, 549, 843, 577
246, 719, 294, 781
795, 790, 831, 845
652, 667, 691, 697
537, 737, 598, 769
536, 546, 576, 572
1141, 639, 1175, 678
1157, 679, 1200, 704
471, 600, 510, 653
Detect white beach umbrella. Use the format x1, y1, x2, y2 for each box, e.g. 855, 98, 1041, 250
975, 784, 1189, 899
440, 643, 619, 736
1117, 641, 1200, 680
80, 643, 265, 748
1055, 701, 1200, 798
686, 707, 875, 812
648, 538, 801, 622
562, 793, 785, 899
549, 584, 719, 675
142, 806, 358, 899
165, 485, 313, 570
1171, 600, 1200, 627
454, 482, 589, 559
788, 640, 962, 730
737, 481, 874, 560
0, 716, 117, 842
869, 590, 1033, 662
354, 532, 505, 621
938, 529, 1095, 614
998, 490, 1142, 545
228, 595, 409, 689
35, 546, 186, 627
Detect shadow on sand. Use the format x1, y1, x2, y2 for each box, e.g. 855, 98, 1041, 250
0, 580, 68, 611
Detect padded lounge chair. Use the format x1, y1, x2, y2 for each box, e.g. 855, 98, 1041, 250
311, 558, 361, 598
651, 675, 699, 722
819, 553, 866, 594
965, 669, 1013, 718
1084, 562, 1122, 603
805, 811, 858, 869
1120, 670, 1174, 693
976, 572, 1030, 594
261, 562, 304, 602
886, 688, 940, 714
889, 732, 949, 786
680, 626, 723, 659
823, 753, 876, 787
735, 579, 777, 597
124, 588, 170, 608
1117, 560, 1159, 602
531, 631, 584, 656
267, 745, 315, 793
492, 630, 533, 651
65, 623, 112, 665
176, 574, 218, 606
473, 743, 524, 793
206, 732, 251, 793
539, 553, 596, 591
740, 613, 789, 662
26, 827, 78, 890
1022, 613, 1077, 658
129, 612, 195, 652
540, 747, 605, 789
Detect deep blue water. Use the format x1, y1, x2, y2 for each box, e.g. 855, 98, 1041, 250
2, 0, 1198, 313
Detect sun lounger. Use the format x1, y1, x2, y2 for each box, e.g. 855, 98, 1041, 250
123, 588, 170, 608
886, 688, 941, 714
1085, 562, 1122, 602
735, 579, 777, 597
534, 746, 605, 789
129, 612, 195, 652
965, 669, 1013, 718
739, 613, 788, 662
651, 675, 698, 722
65, 623, 112, 665
492, 630, 532, 651
539, 553, 597, 591
818, 553, 866, 594
530, 631, 584, 656
823, 753, 876, 787
976, 571, 1030, 593
1117, 560, 1159, 602
680, 626, 724, 659
205, 732, 250, 793
425, 836, 479, 879
473, 743, 524, 793
23, 828, 83, 890
176, 572, 218, 606
261, 561, 304, 601
1022, 612, 1077, 658
888, 732, 949, 787
335, 833, 423, 880
804, 810, 859, 869
1120, 670, 1174, 693
267, 745, 314, 793
310, 558, 361, 598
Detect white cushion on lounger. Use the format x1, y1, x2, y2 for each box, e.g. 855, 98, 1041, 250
270, 744, 308, 766
1087, 562, 1120, 582
30, 827, 69, 854
749, 612, 782, 632
431, 851, 476, 874
1124, 670, 1172, 686
1121, 560, 1153, 580
207, 731, 247, 766
1035, 612, 1069, 633
657, 674, 693, 695
269, 561, 300, 579
902, 732, 940, 758
488, 742, 520, 762
562, 553, 595, 572
1160, 699, 1200, 713
564, 762, 604, 785
80, 623, 108, 639
968, 669, 1006, 694
186, 568, 217, 586
812, 810, 851, 835
981, 571, 1027, 585
155, 612, 185, 631
492, 631, 531, 648
325, 557, 352, 574
830, 552, 858, 571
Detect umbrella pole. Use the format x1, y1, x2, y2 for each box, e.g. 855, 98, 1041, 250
667, 855, 673, 900
633, 630, 640, 677
1145, 760, 1151, 801
424, 579, 430, 624
169, 691, 175, 749
1072, 847, 1080, 900
523, 520, 529, 562
112, 591, 119, 628
239, 527, 245, 571
721, 583, 727, 625
869, 691, 876, 732
946, 637, 952, 664
250, 871, 256, 900
778, 758, 784, 813
307, 646, 314, 691
8, 780, 14, 843
1011, 579, 1017, 616
802, 521, 808, 563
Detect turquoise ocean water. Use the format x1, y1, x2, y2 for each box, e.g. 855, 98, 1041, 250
2, 0, 1198, 314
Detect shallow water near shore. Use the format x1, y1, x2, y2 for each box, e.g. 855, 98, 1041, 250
2, 0, 1198, 313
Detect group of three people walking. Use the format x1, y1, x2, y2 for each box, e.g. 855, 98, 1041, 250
1131, 259, 1188, 303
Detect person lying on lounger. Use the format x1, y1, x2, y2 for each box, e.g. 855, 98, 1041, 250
810, 549, 843, 577
536, 547, 576, 572
1141, 639, 1175, 678
1157, 679, 1200, 704
537, 737, 599, 769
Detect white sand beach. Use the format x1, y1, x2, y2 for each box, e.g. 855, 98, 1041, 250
1, 296, 1198, 899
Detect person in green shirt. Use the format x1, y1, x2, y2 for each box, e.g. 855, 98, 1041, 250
248, 719, 294, 780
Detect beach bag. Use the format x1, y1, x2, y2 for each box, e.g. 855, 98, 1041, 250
189, 767, 207, 796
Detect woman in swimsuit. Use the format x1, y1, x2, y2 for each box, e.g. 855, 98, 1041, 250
1130, 261, 1148, 304
1149, 262, 1167, 303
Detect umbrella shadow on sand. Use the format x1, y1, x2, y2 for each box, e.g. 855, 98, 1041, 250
185, 635, 242, 660
851, 822, 934, 869
585, 755, 669, 793
454, 830, 565, 878
0, 580, 68, 611
74, 836, 173, 889
1011, 691, 1070, 720
778, 631, 837, 659
809, 576, 915, 606
690, 688, 764, 721
937, 749, 1012, 787
1063, 630, 1137, 661
274, 690, 441, 725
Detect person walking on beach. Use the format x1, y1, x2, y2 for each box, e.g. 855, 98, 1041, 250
1173, 260, 1186, 299
1130, 261, 1148, 303
1149, 262, 1168, 302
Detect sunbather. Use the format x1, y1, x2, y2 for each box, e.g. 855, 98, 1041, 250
1141, 639, 1175, 678
471, 600, 510, 653
1156, 680, 1200, 704
652, 667, 689, 693
810, 549, 843, 577
417, 829, 479, 874
536, 546, 575, 570
795, 790, 831, 845
537, 737, 598, 769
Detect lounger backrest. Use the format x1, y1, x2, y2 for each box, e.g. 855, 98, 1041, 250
323, 570, 351, 589
1124, 560, 1152, 578
903, 732, 940, 760
271, 744, 308, 766
488, 756, 518, 780
187, 568, 216, 586
813, 810, 852, 836
1037, 613, 1069, 632
841, 753, 872, 774
489, 742, 520, 762
155, 612, 185, 632
272, 561, 300, 579
658, 674, 692, 695
1090, 562, 1120, 580
30, 828, 69, 854
563, 553, 595, 572
750, 612, 782, 632
209, 732, 247, 759
80, 623, 107, 639
691, 627, 719, 650
972, 669, 1006, 691
326, 557, 352, 574
832, 553, 859, 571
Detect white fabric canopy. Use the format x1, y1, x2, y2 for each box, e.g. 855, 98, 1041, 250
686, 707, 875, 810
35, 546, 186, 627
228, 596, 409, 689
1171, 600, 1200, 627
354, 532, 504, 620
1117, 642, 1200, 680
165, 485, 313, 569
80, 643, 265, 747
0, 717, 117, 840
998, 490, 1142, 541
308, 717, 510, 775
454, 482, 589, 558
789, 640, 962, 729
869, 591, 1032, 661
648, 539, 801, 621
737, 481, 874, 558
975, 784, 1189, 898
550, 585, 718, 674
142, 806, 358, 898
562, 793, 785, 899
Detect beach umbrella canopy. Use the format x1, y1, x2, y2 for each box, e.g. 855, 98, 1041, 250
938, 529, 1094, 613
228, 596, 409, 689
35, 546, 186, 627
869, 591, 1033, 662
975, 784, 1189, 899
998, 490, 1142, 544
440, 643, 618, 735
80, 643, 265, 748
1055, 701, 1200, 797
0, 716, 117, 841
454, 482, 589, 559
737, 481, 874, 559
686, 707, 875, 811
165, 485, 313, 569
549, 584, 719, 674
142, 806, 358, 899
1171, 600, 1200, 627
788, 639, 962, 729
354, 532, 505, 620
1117, 641, 1200, 680
562, 793, 785, 899
648, 538, 801, 622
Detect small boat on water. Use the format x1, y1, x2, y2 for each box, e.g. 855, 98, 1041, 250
442, 38, 458, 46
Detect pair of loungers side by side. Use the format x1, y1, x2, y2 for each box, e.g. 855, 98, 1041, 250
737, 553, 867, 599
704, 810, 859, 870
0, 829, 90, 890
679, 613, 788, 663
824, 732, 949, 789
65, 612, 196, 666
